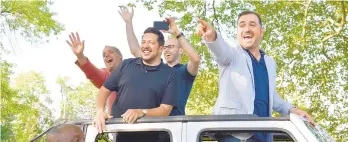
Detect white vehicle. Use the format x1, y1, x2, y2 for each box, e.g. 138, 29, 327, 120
31, 113, 335, 142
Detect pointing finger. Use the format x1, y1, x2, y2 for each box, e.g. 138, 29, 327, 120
198, 19, 207, 28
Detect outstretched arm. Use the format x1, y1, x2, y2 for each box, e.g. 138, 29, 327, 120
119, 6, 141, 57
67, 32, 108, 88
196, 19, 238, 66
164, 17, 201, 76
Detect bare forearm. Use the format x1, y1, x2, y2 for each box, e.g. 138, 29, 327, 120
145, 105, 173, 116
178, 37, 200, 63
126, 22, 141, 57
96, 86, 111, 111
178, 36, 200, 75
76, 54, 88, 65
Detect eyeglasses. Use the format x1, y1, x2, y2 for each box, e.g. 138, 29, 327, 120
163, 45, 175, 49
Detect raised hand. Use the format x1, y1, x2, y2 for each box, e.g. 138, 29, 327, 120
162, 17, 180, 36
195, 19, 216, 42
66, 32, 85, 58
118, 6, 134, 23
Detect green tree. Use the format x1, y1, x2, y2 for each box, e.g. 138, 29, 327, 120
1, 0, 64, 141
13, 71, 53, 142
1, 60, 53, 141
56, 77, 112, 142
0, 60, 18, 141
56, 76, 98, 120
0, 0, 64, 53
134, 1, 347, 140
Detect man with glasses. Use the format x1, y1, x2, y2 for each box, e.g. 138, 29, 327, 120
119, 6, 200, 115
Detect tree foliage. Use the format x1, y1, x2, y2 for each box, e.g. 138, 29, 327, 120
1, 1, 64, 141
1, 60, 53, 141
134, 0, 347, 140
0, 60, 17, 141
56, 77, 112, 141
0, 0, 64, 53
56, 76, 98, 120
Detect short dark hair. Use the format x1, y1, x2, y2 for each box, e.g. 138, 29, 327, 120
143, 27, 165, 46
103, 46, 122, 57
237, 11, 263, 26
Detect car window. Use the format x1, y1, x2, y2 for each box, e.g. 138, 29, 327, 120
199, 130, 294, 142
94, 131, 171, 142
95, 133, 113, 142
303, 121, 336, 142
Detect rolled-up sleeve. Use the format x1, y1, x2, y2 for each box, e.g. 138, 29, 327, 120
103, 61, 124, 92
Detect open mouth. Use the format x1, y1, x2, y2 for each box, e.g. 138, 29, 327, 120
143, 50, 151, 55
243, 35, 253, 40
105, 57, 113, 63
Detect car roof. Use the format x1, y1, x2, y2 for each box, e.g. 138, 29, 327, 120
66, 115, 290, 125
30, 115, 291, 142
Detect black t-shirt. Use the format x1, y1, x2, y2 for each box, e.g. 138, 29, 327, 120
103, 57, 179, 117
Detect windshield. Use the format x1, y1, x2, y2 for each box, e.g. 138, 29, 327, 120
303, 121, 335, 142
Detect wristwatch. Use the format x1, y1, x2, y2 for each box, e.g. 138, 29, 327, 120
141, 109, 147, 117
176, 32, 184, 39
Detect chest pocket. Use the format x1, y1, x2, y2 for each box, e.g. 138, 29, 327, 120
217, 101, 246, 114
230, 71, 248, 91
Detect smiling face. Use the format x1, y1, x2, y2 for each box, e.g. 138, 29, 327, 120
103, 46, 122, 71
141, 33, 163, 64
163, 38, 183, 64
237, 13, 264, 50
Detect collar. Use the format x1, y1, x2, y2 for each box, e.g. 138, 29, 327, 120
242, 47, 266, 55
243, 48, 266, 62
172, 64, 183, 68
243, 48, 266, 57
135, 57, 165, 71
135, 57, 142, 64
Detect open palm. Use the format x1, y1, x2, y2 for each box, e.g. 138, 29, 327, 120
66, 32, 85, 56
118, 6, 134, 23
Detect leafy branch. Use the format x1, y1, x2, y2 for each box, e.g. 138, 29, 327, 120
212, 0, 222, 34
321, 1, 346, 61
302, 0, 312, 49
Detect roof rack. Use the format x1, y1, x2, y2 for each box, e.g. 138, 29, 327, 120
65, 115, 289, 125
30, 115, 290, 141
